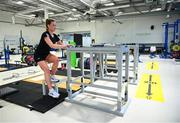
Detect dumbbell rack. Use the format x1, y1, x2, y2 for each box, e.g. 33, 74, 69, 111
65, 45, 130, 116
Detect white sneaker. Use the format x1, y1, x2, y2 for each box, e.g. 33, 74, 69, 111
48, 89, 60, 98
50, 75, 59, 83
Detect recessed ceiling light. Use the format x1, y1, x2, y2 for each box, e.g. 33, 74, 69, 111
67, 17, 78, 21
103, 13, 108, 16
119, 4, 130, 8
48, 12, 54, 15
155, 8, 162, 11
151, 8, 162, 12
114, 11, 123, 16
73, 14, 81, 17
118, 11, 123, 14
29, 14, 36, 17
72, 8, 77, 11
104, 3, 115, 6
16, 1, 24, 5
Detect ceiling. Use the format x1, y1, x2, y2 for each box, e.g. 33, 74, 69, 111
0, 0, 179, 25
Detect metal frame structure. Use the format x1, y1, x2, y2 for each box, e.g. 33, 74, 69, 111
174, 19, 180, 43
103, 44, 139, 85
3, 38, 10, 65
65, 45, 130, 116
1, 0, 179, 24
162, 19, 180, 58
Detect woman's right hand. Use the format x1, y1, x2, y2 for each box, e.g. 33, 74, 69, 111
60, 44, 67, 49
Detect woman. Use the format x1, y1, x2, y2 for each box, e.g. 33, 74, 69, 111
34, 19, 68, 98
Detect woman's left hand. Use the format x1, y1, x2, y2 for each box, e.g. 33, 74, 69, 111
67, 44, 73, 48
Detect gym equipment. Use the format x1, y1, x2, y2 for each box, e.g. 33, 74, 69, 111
21, 54, 36, 66
22, 45, 35, 55
56, 69, 90, 77
104, 44, 139, 85
9, 48, 16, 54
3, 37, 10, 65
169, 40, 180, 58
77, 43, 139, 84
19, 30, 26, 52
21, 55, 26, 63
25, 55, 35, 66
139, 43, 163, 54
66, 45, 130, 116
161, 19, 180, 58
22, 46, 30, 55
172, 44, 180, 52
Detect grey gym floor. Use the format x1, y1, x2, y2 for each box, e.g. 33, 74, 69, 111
0, 55, 180, 123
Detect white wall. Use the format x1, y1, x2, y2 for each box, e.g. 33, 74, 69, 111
0, 22, 45, 46
0, 10, 64, 48
58, 14, 179, 44
58, 21, 95, 39
0, 10, 48, 48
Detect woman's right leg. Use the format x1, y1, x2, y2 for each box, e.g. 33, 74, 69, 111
37, 61, 53, 90
36, 60, 59, 98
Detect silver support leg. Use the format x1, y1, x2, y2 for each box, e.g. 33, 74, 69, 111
102, 54, 104, 78
54, 83, 59, 93
98, 53, 101, 78
133, 44, 139, 82
93, 54, 98, 79
42, 81, 46, 95
99, 53, 104, 79
90, 53, 94, 83
125, 51, 129, 101
135, 44, 139, 79
66, 50, 72, 99
80, 52, 84, 93
104, 54, 108, 74
116, 47, 123, 111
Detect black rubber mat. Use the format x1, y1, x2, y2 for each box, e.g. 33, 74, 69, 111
29, 92, 67, 113
0, 64, 29, 72
0, 87, 19, 97
56, 69, 90, 77
0, 81, 69, 113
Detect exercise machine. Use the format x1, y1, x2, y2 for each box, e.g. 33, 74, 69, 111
65, 45, 130, 116
161, 19, 180, 58
3, 38, 10, 65
92, 43, 139, 85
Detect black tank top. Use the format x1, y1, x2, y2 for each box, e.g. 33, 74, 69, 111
35, 31, 60, 55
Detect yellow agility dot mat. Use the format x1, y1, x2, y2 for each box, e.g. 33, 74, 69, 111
146, 62, 159, 70
136, 74, 164, 102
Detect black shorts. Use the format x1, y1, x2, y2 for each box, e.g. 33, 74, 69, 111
34, 53, 49, 63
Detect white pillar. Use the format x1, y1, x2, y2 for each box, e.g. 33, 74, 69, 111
44, 8, 49, 20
